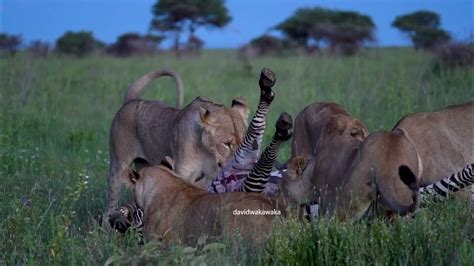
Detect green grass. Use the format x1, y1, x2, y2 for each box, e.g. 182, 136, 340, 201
0, 48, 473, 264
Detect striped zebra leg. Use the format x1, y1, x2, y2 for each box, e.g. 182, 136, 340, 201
233, 68, 276, 163
240, 112, 293, 192
419, 163, 474, 204
234, 99, 271, 161
207, 97, 272, 193
207, 70, 276, 193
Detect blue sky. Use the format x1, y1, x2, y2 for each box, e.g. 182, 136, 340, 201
1, 0, 473, 48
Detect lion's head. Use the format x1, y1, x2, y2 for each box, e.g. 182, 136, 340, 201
197, 97, 248, 172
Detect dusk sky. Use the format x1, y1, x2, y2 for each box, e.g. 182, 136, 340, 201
2, 0, 473, 48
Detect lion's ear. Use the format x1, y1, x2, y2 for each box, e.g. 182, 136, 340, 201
231, 96, 250, 123
122, 168, 140, 188
199, 106, 211, 123
349, 126, 368, 141
161, 156, 175, 170
198, 107, 216, 132
198, 107, 216, 135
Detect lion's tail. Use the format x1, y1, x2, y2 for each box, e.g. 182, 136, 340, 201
124, 69, 184, 108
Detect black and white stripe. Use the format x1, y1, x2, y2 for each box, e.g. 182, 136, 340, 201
240, 137, 284, 192
419, 163, 474, 203
234, 100, 270, 163
208, 97, 271, 193
130, 206, 144, 233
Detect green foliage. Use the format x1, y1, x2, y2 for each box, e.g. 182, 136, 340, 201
412, 28, 451, 50
275, 7, 375, 55
249, 35, 284, 55
264, 203, 473, 265
107, 32, 163, 57
433, 42, 474, 72
0, 33, 22, 55
0, 49, 472, 264
392, 10, 440, 32
275, 8, 316, 46
150, 0, 231, 55
151, 0, 231, 29
392, 10, 451, 50
28, 40, 50, 58
56, 31, 104, 57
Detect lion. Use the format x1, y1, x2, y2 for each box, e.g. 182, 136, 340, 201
336, 101, 473, 219
284, 101, 473, 220
291, 102, 367, 160
120, 162, 286, 246
370, 101, 474, 214
281, 102, 369, 217
106, 69, 250, 220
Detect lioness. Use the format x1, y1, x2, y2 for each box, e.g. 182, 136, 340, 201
338, 101, 473, 219
121, 164, 285, 245
291, 102, 367, 160
281, 102, 369, 217
285, 101, 473, 220
106, 69, 249, 218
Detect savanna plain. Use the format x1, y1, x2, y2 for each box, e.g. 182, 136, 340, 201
0, 48, 473, 265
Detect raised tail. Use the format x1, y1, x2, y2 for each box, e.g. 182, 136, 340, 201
124, 69, 184, 108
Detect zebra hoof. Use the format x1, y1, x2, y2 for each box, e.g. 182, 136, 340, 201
259, 67, 276, 90
276, 112, 293, 131
275, 112, 293, 141
109, 206, 133, 234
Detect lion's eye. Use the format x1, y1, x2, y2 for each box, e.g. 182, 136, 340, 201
223, 141, 232, 149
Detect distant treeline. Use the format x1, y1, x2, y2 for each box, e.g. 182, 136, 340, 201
1, 3, 472, 69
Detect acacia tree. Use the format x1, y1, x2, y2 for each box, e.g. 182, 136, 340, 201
392, 10, 451, 50
276, 7, 375, 55
150, 0, 231, 57
275, 8, 320, 48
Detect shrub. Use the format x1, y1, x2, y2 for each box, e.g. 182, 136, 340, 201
184, 35, 204, 55
28, 40, 50, 58
56, 31, 104, 57
0, 33, 22, 55
107, 33, 163, 57
433, 42, 473, 70
249, 35, 283, 56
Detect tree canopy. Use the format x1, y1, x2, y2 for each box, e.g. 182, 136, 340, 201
275, 7, 375, 55
392, 10, 450, 50
150, 0, 231, 56
56, 31, 104, 57
392, 10, 440, 33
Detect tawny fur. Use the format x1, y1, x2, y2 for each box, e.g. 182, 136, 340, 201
285, 101, 473, 220
338, 101, 473, 219
291, 102, 367, 159
106, 69, 249, 220
123, 166, 285, 246
392, 102, 473, 186
351, 102, 474, 217
283, 102, 369, 219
